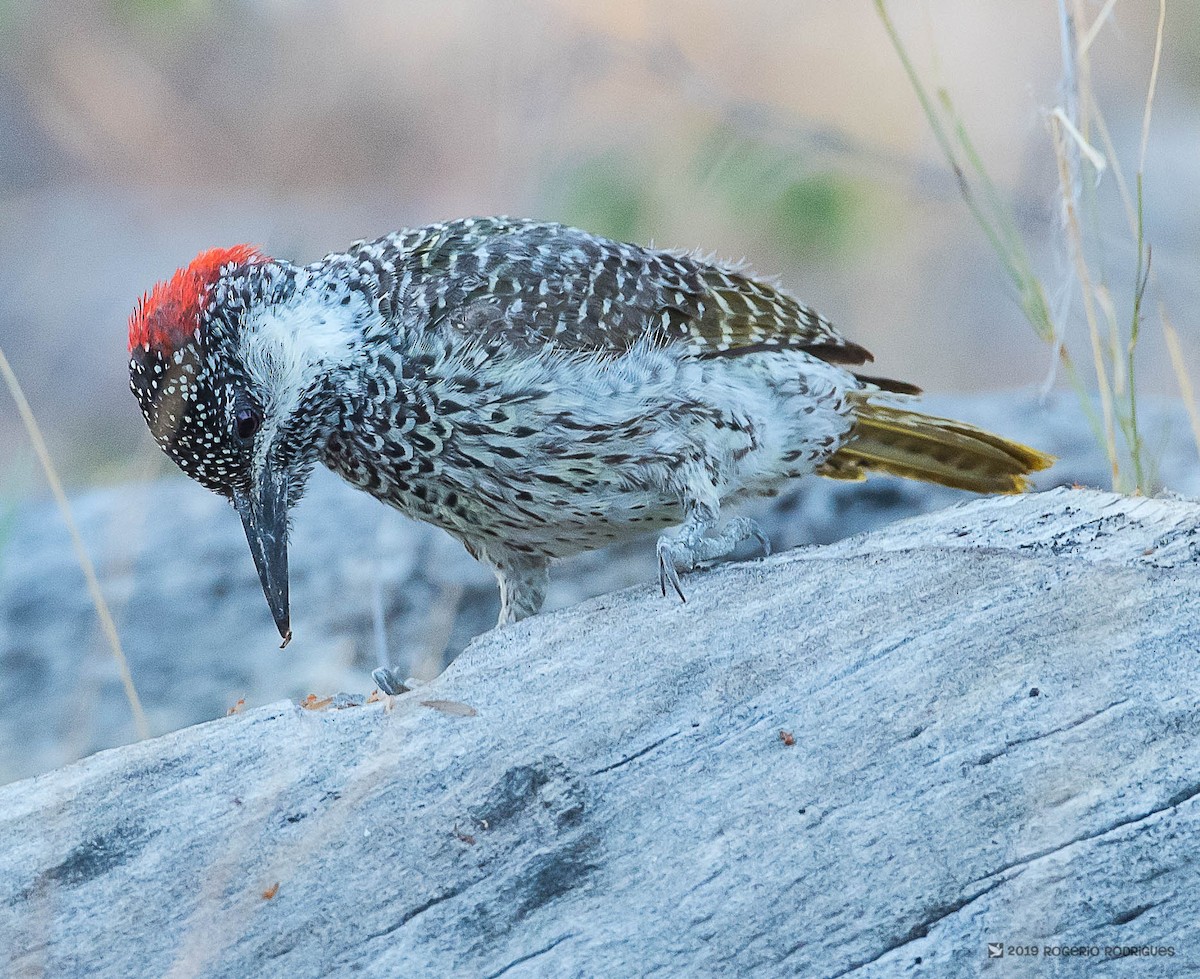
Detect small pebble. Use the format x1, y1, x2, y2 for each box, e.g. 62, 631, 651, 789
372, 668, 411, 696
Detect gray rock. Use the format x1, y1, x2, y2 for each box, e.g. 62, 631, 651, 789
0, 393, 1196, 786
1, 488, 1197, 977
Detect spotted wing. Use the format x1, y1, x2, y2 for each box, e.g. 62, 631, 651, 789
351, 218, 873, 366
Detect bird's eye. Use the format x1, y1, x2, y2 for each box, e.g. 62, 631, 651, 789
234, 407, 262, 442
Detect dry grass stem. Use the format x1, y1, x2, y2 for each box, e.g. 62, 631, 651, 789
1077, 0, 1120, 55
876, 0, 1182, 494
1049, 113, 1120, 483
1162, 309, 1200, 461
0, 345, 149, 739
1139, 0, 1167, 171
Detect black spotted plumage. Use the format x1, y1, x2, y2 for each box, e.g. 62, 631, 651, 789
341, 217, 870, 363
129, 217, 1053, 640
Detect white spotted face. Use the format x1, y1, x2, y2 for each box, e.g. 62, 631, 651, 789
129, 335, 260, 495
129, 247, 372, 501
128, 245, 271, 495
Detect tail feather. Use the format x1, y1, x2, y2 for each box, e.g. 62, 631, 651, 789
819, 401, 1054, 494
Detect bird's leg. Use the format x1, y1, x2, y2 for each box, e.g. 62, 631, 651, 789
492, 554, 551, 626
657, 504, 771, 603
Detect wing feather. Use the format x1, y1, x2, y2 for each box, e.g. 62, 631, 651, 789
358, 218, 872, 366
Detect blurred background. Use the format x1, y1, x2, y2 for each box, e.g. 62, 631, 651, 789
1, 0, 1196, 491
1, 1, 1198, 780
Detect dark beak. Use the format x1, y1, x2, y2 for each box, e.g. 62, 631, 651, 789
233, 470, 292, 647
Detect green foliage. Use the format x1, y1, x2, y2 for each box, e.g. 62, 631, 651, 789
694, 125, 790, 203
695, 127, 862, 260
557, 156, 651, 244
553, 135, 862, 266
109, 0, 211, 27
0, 0, 24, 48
769, 175, 856, 261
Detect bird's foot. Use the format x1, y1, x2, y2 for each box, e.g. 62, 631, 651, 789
656, 517, 771, 603
722, 517, 772, 561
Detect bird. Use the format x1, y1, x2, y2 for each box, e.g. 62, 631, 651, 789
128, 216, 1053, 645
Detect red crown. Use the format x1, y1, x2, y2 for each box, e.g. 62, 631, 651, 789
128, 244, 266, 354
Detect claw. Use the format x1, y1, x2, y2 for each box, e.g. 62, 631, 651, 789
664, 555, 687, 603
727, 516, 771, 559
753, 526, 772, 558
656, 540, 688, 603
655, 509, 766, 606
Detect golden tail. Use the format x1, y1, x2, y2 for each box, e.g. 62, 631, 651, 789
818, 400, 1055, 494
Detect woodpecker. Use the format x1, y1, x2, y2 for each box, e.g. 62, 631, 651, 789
129, 217, 1053, 644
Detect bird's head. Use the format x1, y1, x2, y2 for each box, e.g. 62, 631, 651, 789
129, 245, 365, 645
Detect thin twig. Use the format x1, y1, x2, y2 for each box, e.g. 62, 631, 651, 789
0, 345, 149, 739
1076, 0, 1167, 494
1077, 0, 1120, 56
878, 0, 1177, 493
1049, 113, 1120, 483
1060, 1, 1128, 486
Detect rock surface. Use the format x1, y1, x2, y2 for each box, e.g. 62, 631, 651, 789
2, 488, 1198, 977
2, 392, 1197, 786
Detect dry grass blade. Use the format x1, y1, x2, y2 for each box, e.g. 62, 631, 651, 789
1162, 309, 1200, 461
420, 699, 478, 717
0, 345, 149, 740
877, 0, 1177, 495
1139, 0, 1166, 172
1048, 113, 1120, 485
1077, 0, 1120, 55
874, 1, 1066, 350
